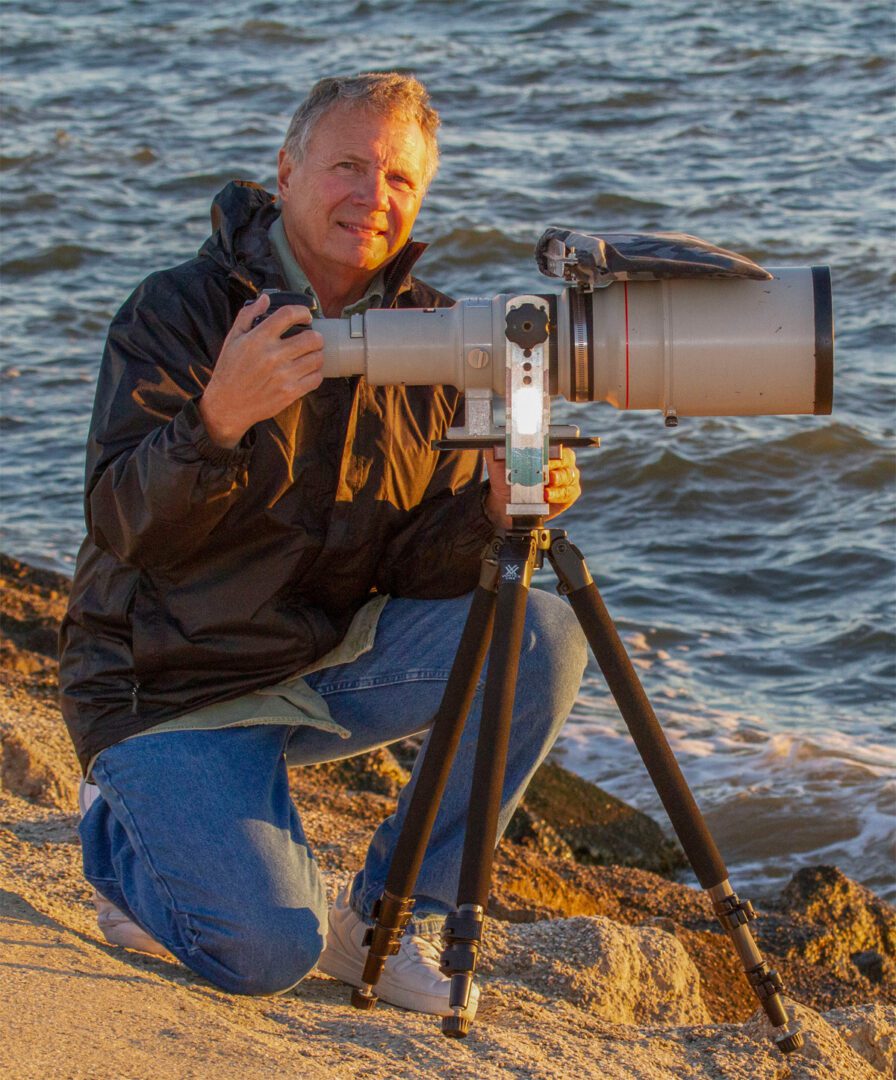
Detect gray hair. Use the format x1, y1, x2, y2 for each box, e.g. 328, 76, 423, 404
282, 72, 441, 187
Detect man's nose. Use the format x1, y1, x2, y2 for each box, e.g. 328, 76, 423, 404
355, 169, 389, 209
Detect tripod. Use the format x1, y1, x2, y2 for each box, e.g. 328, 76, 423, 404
346, 518, 804, 1054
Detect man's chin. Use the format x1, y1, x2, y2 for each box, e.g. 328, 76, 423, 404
335, 242, 392, 274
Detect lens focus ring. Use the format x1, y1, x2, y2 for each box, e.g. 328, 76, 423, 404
570, 288, 589, 402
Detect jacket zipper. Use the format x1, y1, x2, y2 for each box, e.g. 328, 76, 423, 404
131, 681, 140, 715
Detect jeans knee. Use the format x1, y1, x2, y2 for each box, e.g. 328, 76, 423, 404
522, 589, 588, 704
187, 906, 325, 996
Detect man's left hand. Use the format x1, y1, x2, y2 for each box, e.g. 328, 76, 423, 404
484, 446, 582, 529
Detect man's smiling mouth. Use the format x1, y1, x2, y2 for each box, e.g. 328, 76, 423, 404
339, 222, 384, 238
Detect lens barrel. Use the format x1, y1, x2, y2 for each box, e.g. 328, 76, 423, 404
311, 265, 833, 418
555, 266, 833, 415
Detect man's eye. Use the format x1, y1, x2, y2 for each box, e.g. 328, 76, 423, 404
389, 174, 413, 188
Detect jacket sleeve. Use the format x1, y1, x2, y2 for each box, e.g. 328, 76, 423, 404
374, 433, 496, 600
84, 269, 254, 570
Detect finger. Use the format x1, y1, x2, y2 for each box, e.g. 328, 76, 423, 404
264, 353, 325, 407
277, 328, 324, 360
267, 350, 324, 399
232, 292, 270, 336
549, 466, 576, 487
547, 446, 576, 468
291, 365, 326, 399
259, 304, 314, 339
294, 346, 325, 378
549, 457, 581, 483
545, 485, 575, 505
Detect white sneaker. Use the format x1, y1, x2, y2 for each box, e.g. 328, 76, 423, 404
317, 887, 480, 1019
78, 779, 169, 957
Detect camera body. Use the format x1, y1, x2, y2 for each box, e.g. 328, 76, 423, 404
251, 289, 316, 337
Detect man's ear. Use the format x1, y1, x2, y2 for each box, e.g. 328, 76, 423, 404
276, 148, 293, 201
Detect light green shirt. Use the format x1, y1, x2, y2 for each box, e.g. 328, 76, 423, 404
268, 212, 386, 318
112, 214, 394, 770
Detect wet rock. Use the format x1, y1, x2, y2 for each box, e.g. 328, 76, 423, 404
386, 736, 421, 772
511, 759, 686, 877
350, 743, 685, 877
302, 747, 409, 798
503, 804, 576, 860
774, 866, 896, 985
0, 554, 68, 660
853, 950, 888, 985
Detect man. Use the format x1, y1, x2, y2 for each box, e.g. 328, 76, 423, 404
60, 73, 586, 1018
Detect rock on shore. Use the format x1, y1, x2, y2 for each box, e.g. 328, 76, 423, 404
1, 553, 894, 1079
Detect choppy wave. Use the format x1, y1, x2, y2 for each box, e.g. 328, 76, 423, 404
558, 672, 896, 901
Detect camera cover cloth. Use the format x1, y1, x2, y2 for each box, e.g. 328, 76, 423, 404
536, 227, 773, 288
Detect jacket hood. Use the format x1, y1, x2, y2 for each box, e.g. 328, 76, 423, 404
199, 180, 429, 305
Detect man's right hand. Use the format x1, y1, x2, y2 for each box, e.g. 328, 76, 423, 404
198, 293, 325, 448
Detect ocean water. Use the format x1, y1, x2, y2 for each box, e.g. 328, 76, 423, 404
1, 1, 894, 900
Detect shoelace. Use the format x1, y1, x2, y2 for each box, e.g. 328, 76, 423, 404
399, 931, 444, 968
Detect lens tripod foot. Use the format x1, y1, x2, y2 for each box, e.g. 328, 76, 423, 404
350, 986, 378, 1011
441, 1012, 471, 1038
774, 1027, 804, 1055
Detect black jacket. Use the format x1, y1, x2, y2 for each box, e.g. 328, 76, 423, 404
60, 181, 494, 773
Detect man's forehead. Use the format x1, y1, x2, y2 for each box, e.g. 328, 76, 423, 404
311, 105, 427, 167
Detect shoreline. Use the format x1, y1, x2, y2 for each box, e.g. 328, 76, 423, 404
1, 553, 894, 1078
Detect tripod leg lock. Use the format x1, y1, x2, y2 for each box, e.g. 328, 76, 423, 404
362, 892, 414, 957
364, 894, 416, 946
713, 891, 757, 932
351, 891, 416, 1010
746, 961, 785, 1003
746, 961, 805, 1054
439, 905, 484, 978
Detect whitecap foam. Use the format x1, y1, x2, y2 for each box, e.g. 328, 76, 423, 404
556, 667, 896, 902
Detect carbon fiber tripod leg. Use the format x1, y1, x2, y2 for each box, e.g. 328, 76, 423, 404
440, 529, 537, 1038
546, 532, 803, 1054
350, 546, 499, 1011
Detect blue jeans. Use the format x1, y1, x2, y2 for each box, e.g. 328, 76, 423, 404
80, 589, 587, 995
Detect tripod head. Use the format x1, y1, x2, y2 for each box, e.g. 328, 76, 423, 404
433, 292, 599, 519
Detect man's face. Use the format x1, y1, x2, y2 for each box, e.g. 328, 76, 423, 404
277, 104, 429, 297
